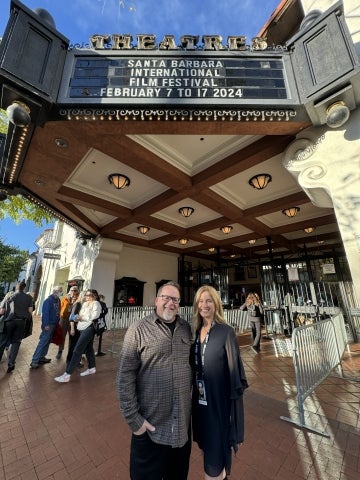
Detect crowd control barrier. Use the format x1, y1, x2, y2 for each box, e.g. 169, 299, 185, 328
280, 313, 348, 437
225, 309, 250, 333
105, 306, 250, 353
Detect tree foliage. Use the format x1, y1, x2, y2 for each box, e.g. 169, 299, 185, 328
0, 196, 54, 225
0, 108, 54, 225
0, 239, 29, 284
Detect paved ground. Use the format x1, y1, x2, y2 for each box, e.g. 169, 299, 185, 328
1, 317, 360, 479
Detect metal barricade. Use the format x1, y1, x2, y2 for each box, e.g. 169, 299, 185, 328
280, 313, 348, 437
225, 309, 250, 333
105, 305, 249, 353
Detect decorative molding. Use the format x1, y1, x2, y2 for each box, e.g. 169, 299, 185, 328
59, 107, 298, 122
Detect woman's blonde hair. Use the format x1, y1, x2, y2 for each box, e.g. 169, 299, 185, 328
192, 285, 227, 335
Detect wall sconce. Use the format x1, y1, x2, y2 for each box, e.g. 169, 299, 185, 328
248, 173, 272, 190
6, 100, 31, 127
137, 226, 150, 234
326, 101, 350, 128
220, 225, 233, 234
282, 207, 300, 218
208, 247, 215, 252
248, 239, 256, 245
179, 206, 194, 217
304, 227, 315, 233
108, 173, 131, 189
179, 238, 188, 245
317, 240, 325, 245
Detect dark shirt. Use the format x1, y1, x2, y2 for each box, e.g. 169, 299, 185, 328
9, 291, 33, 319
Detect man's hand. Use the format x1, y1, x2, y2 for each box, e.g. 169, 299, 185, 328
133, 420, 156, 435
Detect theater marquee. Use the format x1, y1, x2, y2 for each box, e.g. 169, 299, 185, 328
59, 50, 297, 106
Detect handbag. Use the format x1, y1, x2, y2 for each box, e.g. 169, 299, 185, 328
51, 323, 64, 345
23, 315, 33, 339
92, 316, 106, 336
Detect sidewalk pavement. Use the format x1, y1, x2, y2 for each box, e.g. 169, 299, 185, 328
1, 317, 360, 479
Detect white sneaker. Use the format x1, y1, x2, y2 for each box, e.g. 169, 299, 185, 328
54, 372, 71, 383
80, 368, 96, 377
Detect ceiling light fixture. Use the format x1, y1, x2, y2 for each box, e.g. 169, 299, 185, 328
108, 173, 131, 189
248, 239, 256, 245
248, 173, 272, 190
179, 238, 188, 245
178, 206, 194, 217
221, 226, 233, 234
55, 138, 68, 148
304, 227, 315, 233
282, 207, 300, 218
137, 226, 150, 234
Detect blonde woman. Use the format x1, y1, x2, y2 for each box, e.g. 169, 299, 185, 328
54, 289, 101, 383
190, 285, 248, 480
240, 292, 263, 353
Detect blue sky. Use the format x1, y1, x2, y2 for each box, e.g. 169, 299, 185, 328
0, 0, 281, 252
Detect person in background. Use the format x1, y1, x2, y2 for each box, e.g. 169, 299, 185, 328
95, 294, 108, 356
57, 285, 79, 359
116, 281, 192, 480
54, 288, 101, 382
191, 285, 248, 480
240, 292, 263, 354
66, 291, 85, 369
30, 286, 62, 369
0, 282, 33, 373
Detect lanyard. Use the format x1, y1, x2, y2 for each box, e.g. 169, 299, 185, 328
194, 324, 213, 378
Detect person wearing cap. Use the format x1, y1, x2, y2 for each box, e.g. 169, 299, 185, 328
56, 286, 80, 359
30, 286, 62, 369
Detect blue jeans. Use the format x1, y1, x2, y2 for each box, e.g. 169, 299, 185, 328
66, 324, 96, 374
32, 323, 57, 363
250, 319, 262, 350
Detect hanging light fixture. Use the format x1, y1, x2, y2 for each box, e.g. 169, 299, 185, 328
208, 247, 215, 252
248, 239, 256, 245
108, 173, 131, 189
282, 207, 300, 218
179, 238, 188, 245
248, 173, 272, 190
220, 226, 233, 234
178, 206, 194, 217
304, 227, 315, 233
137, 226, 150, 234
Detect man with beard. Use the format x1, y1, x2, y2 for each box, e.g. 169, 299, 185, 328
116, 281, 192, 480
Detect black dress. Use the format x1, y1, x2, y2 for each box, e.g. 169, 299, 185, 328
191, 323, 248, 477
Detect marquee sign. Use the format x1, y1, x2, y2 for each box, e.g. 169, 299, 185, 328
59, 50, 298, 106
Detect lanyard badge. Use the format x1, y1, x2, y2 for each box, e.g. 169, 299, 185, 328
194, 331, 211, 406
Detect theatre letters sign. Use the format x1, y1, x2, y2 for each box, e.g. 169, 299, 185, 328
59, 34, 296, 106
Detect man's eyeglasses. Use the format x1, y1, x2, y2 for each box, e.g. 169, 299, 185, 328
158, 294, 181, 304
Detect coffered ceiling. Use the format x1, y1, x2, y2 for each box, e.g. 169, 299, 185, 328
17, 117, 341, 261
